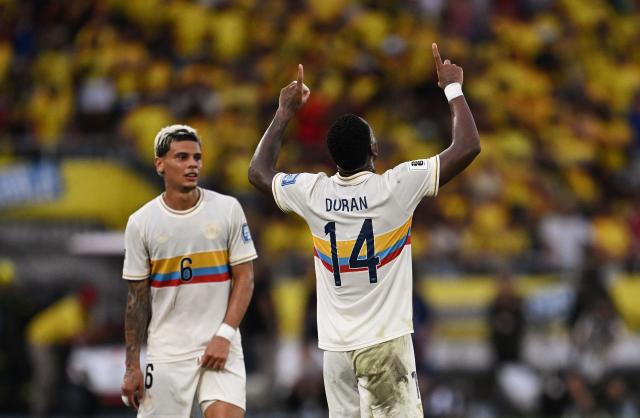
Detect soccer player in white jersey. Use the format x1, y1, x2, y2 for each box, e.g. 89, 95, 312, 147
249, 43, 480, 417
120, 125, 257, 418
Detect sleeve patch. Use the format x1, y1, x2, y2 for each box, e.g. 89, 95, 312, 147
241, 223, 252, 243
409, 159, 428, 170
281, 173, 300, 186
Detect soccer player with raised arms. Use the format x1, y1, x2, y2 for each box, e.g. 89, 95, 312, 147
121, 125, 257, 418
249, 43, 480, 416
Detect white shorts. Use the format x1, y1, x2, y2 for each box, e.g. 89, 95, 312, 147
137, 354, 246, 417
323, 334, 423, 418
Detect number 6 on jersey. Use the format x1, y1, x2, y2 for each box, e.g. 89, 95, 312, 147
324, 218, 380, 286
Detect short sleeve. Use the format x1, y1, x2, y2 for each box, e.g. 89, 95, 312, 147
385, 155, 440, 212
271, 172, 320, 217
228, 199, 258, 266
122, 217, 150, 281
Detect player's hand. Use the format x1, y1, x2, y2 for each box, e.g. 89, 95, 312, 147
121, 367, 144, 410
278, 64, 310, 119
200, 336, 231, 371
432, 43, 463, 89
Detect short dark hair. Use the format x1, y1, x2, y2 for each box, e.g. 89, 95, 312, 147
326, 114, 371, 171
154, 124, 201, 157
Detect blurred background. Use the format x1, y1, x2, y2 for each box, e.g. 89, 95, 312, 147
1, 0, 640, 417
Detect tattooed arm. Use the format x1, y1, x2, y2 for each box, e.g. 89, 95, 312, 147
121, 280, 151, 410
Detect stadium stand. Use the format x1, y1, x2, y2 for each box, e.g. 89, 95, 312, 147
0, 0, 639, 416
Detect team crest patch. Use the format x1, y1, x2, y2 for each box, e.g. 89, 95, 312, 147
281, 173, 300, 186
155, 233, 170, 243
241, 223, 252, 243
204, 223, 220, 240
409, 159, 428, 170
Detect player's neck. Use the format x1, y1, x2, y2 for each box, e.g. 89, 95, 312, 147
337, 162, 375, 177
162, 187, 201, 211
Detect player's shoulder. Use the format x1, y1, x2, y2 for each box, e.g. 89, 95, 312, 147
276, 171, 327, 188
383, 157, 438, 176
200, 188, 241, 208
389, 159, 424, 171
127, 195, 162, 224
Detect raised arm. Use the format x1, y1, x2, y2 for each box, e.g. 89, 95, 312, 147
249, 64, 310, 194
121, 279, 151, 410
432, 43, 481, 187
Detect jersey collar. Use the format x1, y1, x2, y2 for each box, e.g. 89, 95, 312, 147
158, 187, 204, 216
332, 171, 373, 186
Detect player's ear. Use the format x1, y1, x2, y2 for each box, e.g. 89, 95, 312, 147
155, 157, 165, 177
370, 137, 379, 160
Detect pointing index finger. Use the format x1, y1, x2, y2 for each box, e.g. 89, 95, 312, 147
432, 43, 443, 67
297, 64, 304, 91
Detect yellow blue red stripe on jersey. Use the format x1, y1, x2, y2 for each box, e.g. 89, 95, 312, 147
312, 218, 412, 274
149, 250, 230, 288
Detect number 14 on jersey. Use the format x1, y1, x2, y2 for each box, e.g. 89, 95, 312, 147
324, 218, 380, 286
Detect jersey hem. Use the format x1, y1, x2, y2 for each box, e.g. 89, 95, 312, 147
229, 253, 258, 266
122, 274, 149, 281
146, 349, 205, 363
318, 329, 414, 352
147, 346, 245, 363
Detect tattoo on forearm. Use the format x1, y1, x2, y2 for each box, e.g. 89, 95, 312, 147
124, 281, 151, 371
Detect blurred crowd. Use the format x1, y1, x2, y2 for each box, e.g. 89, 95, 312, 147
1, 0, 640, 271
1, 0, 640, 416
2, 0, 640, 275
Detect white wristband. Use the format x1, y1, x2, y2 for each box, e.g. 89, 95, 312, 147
444, 82, 463, 101
215, 323, 236, 341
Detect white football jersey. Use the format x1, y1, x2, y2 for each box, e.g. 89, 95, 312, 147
272, 156, 439, 351
122, 188, 258, 362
